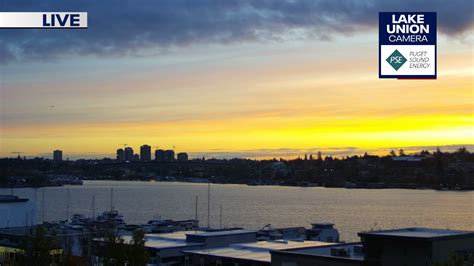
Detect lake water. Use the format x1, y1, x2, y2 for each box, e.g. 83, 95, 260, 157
1, 180, 473, 241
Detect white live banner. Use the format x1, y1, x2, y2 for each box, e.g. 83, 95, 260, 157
0, 12, 87, 28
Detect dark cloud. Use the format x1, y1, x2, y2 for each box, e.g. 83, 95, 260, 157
0, 0, 472, 63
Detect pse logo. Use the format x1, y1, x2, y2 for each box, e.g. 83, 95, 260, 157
0, 12, 87, 29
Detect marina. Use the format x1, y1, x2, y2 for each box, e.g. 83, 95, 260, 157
1, 180, 472, 242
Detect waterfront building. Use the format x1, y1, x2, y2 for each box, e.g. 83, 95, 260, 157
155, 149, 165, 161
184, 240, 335, 266
116, 148, 125, 161
358, 227, 474, 266
271, 242, 364, 266
140, 145, 152, 161
164, 150, 175, 161
94, 229, 257, 265
53, 150, 63, 161
124, 147, 134, 161
177, 152, 188, 162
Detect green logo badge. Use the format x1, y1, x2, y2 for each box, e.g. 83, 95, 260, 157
386, 49, 407, 71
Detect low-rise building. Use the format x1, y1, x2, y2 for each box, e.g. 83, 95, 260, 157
271, 243, 364, 266
358, 227, 474, 266
184, 239, 335, 266
95, 229, 257, 265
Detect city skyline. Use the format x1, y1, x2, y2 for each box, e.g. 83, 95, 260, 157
1, 1, 473, 160
3, 144, 473, 161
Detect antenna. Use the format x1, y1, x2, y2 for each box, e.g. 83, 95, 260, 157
207, 183, 211, 229
120, 144, 128, 149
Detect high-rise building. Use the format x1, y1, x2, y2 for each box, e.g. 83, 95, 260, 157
140, 145, 152, 161
133, 154, 140, 161
177, 152, 188, 162
155, 149, 165, 161
124, 147, 134, 161
164, 150, 175, 161
53, 150, 63, 161
116, 149, 125, 161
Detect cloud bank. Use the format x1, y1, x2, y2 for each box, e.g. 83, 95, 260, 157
1, 0, 473, 63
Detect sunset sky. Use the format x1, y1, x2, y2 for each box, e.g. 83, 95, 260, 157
0, 1, 473, 159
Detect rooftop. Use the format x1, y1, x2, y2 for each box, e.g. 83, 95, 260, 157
187, 229, 256, 237
358, 227, 474, 240
271, 242, 364, 261
184, 240, 334, 263
120, 230, 255, 250
122, 231, 206, 250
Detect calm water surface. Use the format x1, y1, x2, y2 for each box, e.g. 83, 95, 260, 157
1, 181, 473, 241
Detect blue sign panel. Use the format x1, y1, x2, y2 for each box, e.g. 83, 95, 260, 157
379, 12, 437, 79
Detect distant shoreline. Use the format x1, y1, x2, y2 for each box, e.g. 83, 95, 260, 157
2, 179, 472, 192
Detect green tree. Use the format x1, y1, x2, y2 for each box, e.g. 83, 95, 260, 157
18, 226, 56, 266
128, 229, 149, 266
103, 230, 127, 266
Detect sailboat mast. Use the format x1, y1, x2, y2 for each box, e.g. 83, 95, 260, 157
110, 187, 114, 211
195, 195, 198, 221
66, 188, 70, 222
219, 204, 222, 229
42, 189, 45, 223
92, 195, 95, 220
207, 183, 210, 228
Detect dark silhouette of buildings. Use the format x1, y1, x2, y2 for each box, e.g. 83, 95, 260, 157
53, 150, 62, 162
164, 150, 175, 162
177, 152, 188, 162
116, 149, 125, 161
124, 147, 134, 161
140, 145, 151, 161
155, 149, 165, 161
